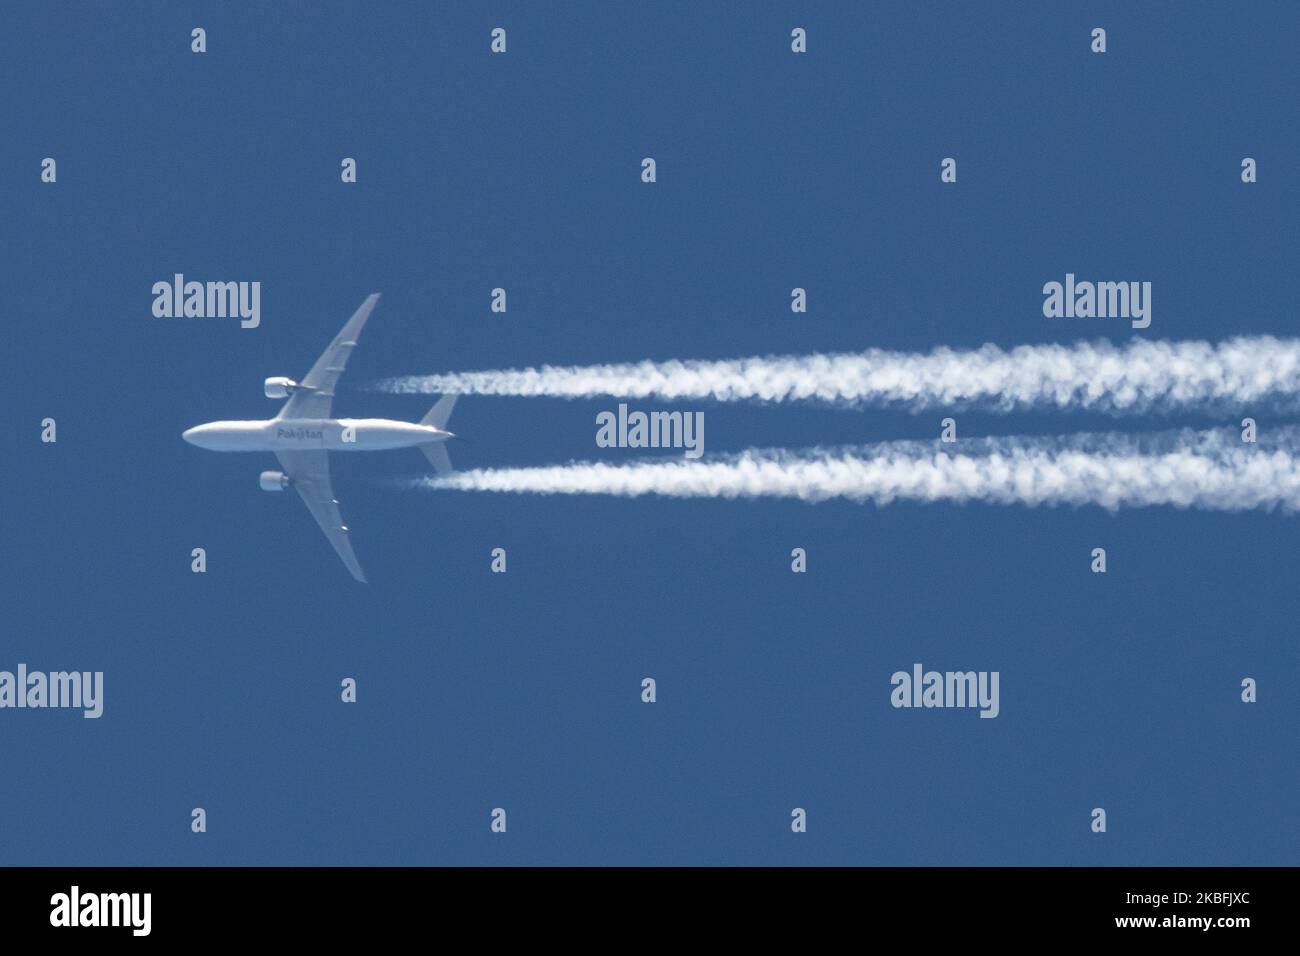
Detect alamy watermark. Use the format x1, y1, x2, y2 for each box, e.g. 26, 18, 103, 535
596, 403, 705, 458
50, 886, 150, 936
890, 663, 1000, 718
152, 274, 260, 328
0, 664, 103, 718
1043, 272, 1151, 329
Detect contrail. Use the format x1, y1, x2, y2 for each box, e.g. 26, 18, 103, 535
403, 429, 1300, 512
372, 336, 1300, 413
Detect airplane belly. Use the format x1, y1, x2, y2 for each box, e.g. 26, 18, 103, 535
332, 421, 424, 450
265, 420, 422, 451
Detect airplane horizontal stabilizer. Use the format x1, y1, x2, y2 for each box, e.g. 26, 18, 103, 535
421, 394, 459, 431
421, 441, 453, 475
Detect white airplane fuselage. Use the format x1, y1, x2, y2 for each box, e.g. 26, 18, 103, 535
183, 418, 451, 453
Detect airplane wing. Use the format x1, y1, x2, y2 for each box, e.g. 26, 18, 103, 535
276, 449, 367, 583
276, 293, 381, 420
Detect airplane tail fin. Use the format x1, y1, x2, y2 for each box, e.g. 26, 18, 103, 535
421, 394, 458, 431
421, 441, 453, 475
420, 395, 458, 475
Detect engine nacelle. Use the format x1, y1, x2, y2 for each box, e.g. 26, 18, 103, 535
259, 470, 290, 492
264, 376, 297, 399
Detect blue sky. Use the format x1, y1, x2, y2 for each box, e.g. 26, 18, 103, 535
3, 2, 1297, 865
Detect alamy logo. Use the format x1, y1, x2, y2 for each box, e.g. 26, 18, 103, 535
890, 663, 1000, 718
1042, 273, 1151, 329
50, 886, 151, 936
152, 274, 261, 328
596, 403, 705, 458
0, 664, 103, 718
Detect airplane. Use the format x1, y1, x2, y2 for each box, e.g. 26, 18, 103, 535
182, 293, 456, 583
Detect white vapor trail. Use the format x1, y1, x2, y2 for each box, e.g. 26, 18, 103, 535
404, 430, 1300, 512
373, 336, 1300, 413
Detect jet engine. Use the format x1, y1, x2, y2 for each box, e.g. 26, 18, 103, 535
259, 470, 290, 492
264, 376, 297, 399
